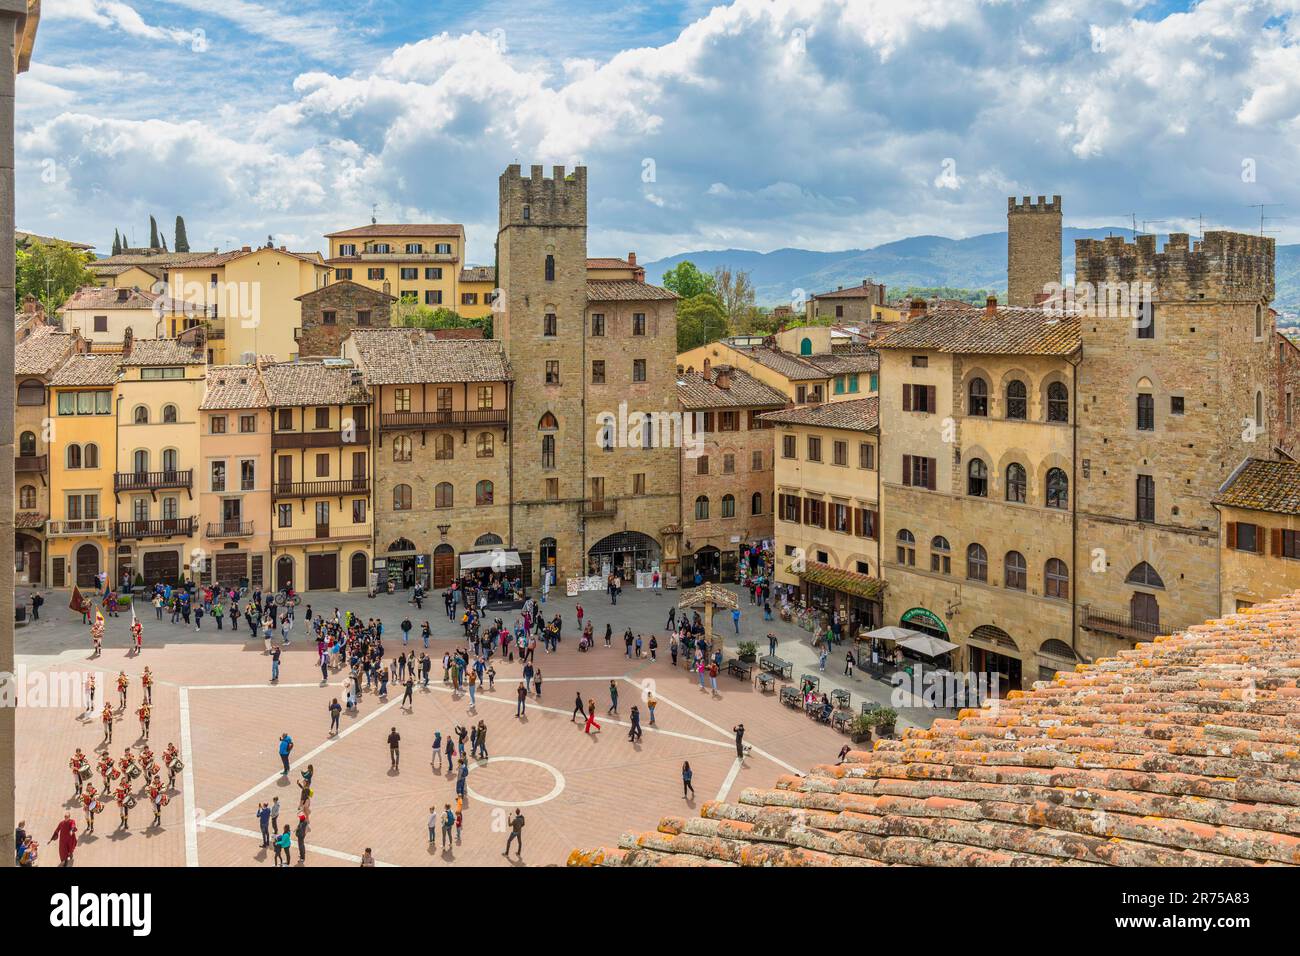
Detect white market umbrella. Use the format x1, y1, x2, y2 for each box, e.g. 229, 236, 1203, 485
861, 625, 922, 643
899, 633, 959, 658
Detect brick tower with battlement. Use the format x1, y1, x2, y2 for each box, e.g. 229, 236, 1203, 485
1007, 195, 1062, 308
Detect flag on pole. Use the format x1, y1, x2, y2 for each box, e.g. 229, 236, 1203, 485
94, 607, 105, 627
69, 586, 88, 616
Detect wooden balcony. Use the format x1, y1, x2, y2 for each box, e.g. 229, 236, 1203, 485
1080, 604, 1184, 642
206, 520, 254, 539
271, 478, 370, 499
579, 499, 617, 518
115, 517, 196, 540
379, 409, 507, 430
271, 429, 370, 450
14, 454, 47, 474
115, 469, 193, 493
271, 526, 371, 544
48, 518, 113, 537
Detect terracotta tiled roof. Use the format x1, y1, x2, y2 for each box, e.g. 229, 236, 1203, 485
804, 352, 879, 375
800, 561, 886, 600
758, 397, 878, 431
429, 327, 484, 340
121, 339, 204, 366
295, 279, 395, 303
62, 285, 158, 311
201, 365, 269, 410
325, 224, 464, 239
14, 512, 47, 529
15, 325, 76, 376
88, 252, 210, 270
587, 257, 635, 269
1215, 458, 1300, 515
873, 305, 1081, 356
348, 328, 511, 385
260, 361, 371, 407
676, 366, 790, 410
88, 264, 162, 278
811, 282, 885, 300
460, 266, 495, 283
574, 590, 1300, 867
732, 347, 827, 382
50, 353, 122, 387
16, 230, 94, 250
586, 280, 677, 302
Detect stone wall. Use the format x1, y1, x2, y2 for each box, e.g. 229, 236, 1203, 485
1007, 195, 1062, 307
298, 281, 394, 358
681, 416, 775, 559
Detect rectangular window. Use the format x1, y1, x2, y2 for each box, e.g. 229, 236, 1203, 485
796, 385, 807, 404
632, 313, 646, 336
210, 461, 226, 492
633, 359, 646, 382
903, 384, 937, 413
210, 415, 227, 434
807, 436, 822, 462
240, 459, 255, 491
543, 313, 557, 336
239, 415, 256, 433
911, 355, 928, 368
832, 441, 847, 466
278, 504, 292, 528
752, 450, 763, 471
545, 361, 560, 385
394, 388, 411, 412
436, 387, 452, 411
1281, 529, 1300, 559
545, 477, 559, 499
591, 360, 605, 384
139, 367, 184, 381
831, 502, 850, 534
859, 442, 874, 469
334, 268, 352, 280
591, 313, 605, 336
425, 268, 442, 280
400, 291, 418, 304
805, 498, 825, 528
315, 407, 330, 429
477, 386, 493, 410
1136, 393, 1155, 431
367, 268, 385, 280
400, 267, 418, 280
1136, 474, 1155, 522
94, 315, 108, 333
834, 376, 844, 395
1234, 522, 1260, 553
1170, 396, 1185, 415
321, 309, 337, 326
902, 454, 937, 490
1137, 300, 1155, 339
697, 455, 709, 476
723, 454, 735, 474
461, 293, 477, 306
424, 290, 443, 306
352, 499, 366, 524
632, 473, 646, 495
854, 507, 877, 539
718, 411, 738, 431
782, 434, 796, 459
58, 392, 74, 415
315, 453, 329, 478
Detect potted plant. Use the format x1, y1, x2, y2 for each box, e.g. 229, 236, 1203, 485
849, 713, 874, 744
736, 640, 757, 663
871, 707, 897, 738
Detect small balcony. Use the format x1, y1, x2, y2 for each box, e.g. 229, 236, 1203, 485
580, 499, 617, 518
206, 520, 254, 539
115, 469, 193, 493
48, 518, 113, 537
271, 429, 370, 450
14, 454, 47, 474
271, 478, 370, 499
271, 526, 371, 545
379, 409, 507, 430
1080, 604, 1185, 642
115, 517, 196, 540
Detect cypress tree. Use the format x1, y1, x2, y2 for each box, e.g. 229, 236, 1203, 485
112, 229, 121, 256
149, 215, 159, 249
174, 215, 190, 253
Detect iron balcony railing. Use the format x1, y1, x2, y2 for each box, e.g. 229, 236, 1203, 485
114, 469, 193, 493
206, 520, 254, 538
115, 517, 196, 540
1079, 603, 1186, 641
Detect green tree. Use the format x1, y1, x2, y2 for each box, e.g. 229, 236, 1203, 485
400, 305, 492, 339
676, 291, 729, 352
149, 215, 160, 249
16, 240, 95, 311
713, 265, 757, 333
174, 216, 190, 252
661, 260, 715, 299
111, 229, 121, 256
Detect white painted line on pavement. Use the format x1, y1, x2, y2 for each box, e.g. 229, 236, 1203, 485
179, 685, 198, 867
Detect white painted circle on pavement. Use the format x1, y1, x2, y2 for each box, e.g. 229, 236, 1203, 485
464, 755, 565, 808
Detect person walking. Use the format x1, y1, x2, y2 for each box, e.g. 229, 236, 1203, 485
294, 813, 308, 864
503, 808, 525, 858
733, 723, 746, 759
270, 644, 281, 683
427, 806, 439, 845
277, 733, 293, 776
270, 796, 281, 839
682, 761, 695, 800
440, 804, 455, 849
583, 699, 600, 735
646, 692, 658, 727
473, 720, 488, 760
768, 632, 778, 656
571, 691, 584, 723
402, 674, 415, 710
387, 727, 401, 770
732, 607, 741, 634
844, 649, 855, 677
515, 682, 527, 717
627, 705, 643, 742
607, 679, 619, 716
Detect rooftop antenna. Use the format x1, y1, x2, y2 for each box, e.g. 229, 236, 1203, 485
1128, 213, 1138, 240
1249, 203, 1285, 236
371, 203, 378, 225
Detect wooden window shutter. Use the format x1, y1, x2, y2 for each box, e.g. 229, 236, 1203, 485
1270, 527, 1281, 556
902, 454, 912, 486
803, 498, 811, 524
1226, 521, 1236, 549
927, 385, 936, 411
926, 457, 936, 491
853, 508, 863, 536
902, 385, 912, 412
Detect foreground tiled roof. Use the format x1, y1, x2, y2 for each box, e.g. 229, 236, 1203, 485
348, 328, 511, 385
572, 591, 1300, 867
873, 305, 1081, 356
121, 339, 205, 366
50, 353, 122, 387
675, 366, 789, 410
62, 285, 158, 310
758, 397, 879, 431
15, 512, 47, 530
459, 266, 495, 283
325, 223, 464, 239
586, 280, 677, 302
201, 365, 269, 410
260, 361, 371, 407
1215, 458, 1300, 515
15, 325, 76, 376
88, 252, 210, 270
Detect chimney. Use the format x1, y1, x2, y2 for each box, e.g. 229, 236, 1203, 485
627, 252, 636, 266
714, 365, 733, 390
908, 298, 927, 319
122, 326, 134, 357
703, 358, 712, 377
22, 293, 37, 314
985, 295, 998, 317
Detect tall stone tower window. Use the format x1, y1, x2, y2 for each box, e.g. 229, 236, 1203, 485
544, 255, 555, 282
543, 312, 557, 336
1137, 298, 1155, 339
1136, 393, 1155, 431
1136, 475, 1155, 522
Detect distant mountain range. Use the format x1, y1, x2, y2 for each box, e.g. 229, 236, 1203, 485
644, 228, 1300, 319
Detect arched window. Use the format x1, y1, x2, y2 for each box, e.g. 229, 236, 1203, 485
1006, 462, 1026, 503
17, 379, 45, 406
392, 435, 412, 462
162, 404, 178, 423
18, 431, 36, 456
1045, 558, 1069, 599
476, 432, 494, 458
435, 482, 454, 509
930, 535, 951, 574
133, 405, 149, 424
476, 480, 494, 506
896, 529, 915, 566
968, 377, 988, 416
1256, 390, 1264, 431
435, 434, 454, 460
1125, 562, 1164, 588
1046, 467, 1068, 509
694, 495, 709, 520
133, 449, 149, 474
967, 458, 988, 496
541, 434, 555, 469
19, 485, 36, 509
392, 484, 412, 510
538, 412, 558, 430
721, 494, 735, 518
66, 444, 82, 469
1004, 550, 1027, 590
1256, 303, 1264, 338
1006, 380, 1027, 420
161, 448, 177, 473
84, 443, 99, 469
751, 491, 763, 515
1047, 382, 1069, 423
544, 254, 556, 281
966, 543, 988, 581
799, 337, 812, 355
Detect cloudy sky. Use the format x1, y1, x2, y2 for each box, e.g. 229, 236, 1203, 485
16, 0, 1300, 261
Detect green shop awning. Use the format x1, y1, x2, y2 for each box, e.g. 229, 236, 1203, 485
798, 562, 886, 601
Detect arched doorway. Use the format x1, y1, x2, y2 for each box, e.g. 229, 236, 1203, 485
387, 538, 418, 589
276, 555, 294, 592
350, 552, 368, 590
75, 544, 100, 589
587, 531, 661, 577
968, 624, 1022, 694
693, 545, 720, 583
1037, 638, 1078, 682
15, 532, 41, 585
433, 544, 455, 589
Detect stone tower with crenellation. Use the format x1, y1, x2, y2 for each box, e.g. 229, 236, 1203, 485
496, 164, 589, 579
1007, 195, 1062, 307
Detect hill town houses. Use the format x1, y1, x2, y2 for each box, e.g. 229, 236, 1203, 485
16, 174, 1300, 695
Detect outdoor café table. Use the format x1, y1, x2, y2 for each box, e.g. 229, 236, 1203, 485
756, 671, 776, 692
831, 688, 851, 709
831, 709, 854, 732
779, 685, 801, 708
759, 655, 793, 680
726, 659, 753, 680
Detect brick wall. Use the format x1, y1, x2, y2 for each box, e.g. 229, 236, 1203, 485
299, 282, 394, 358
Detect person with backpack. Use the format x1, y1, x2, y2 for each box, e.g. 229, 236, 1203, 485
277, 732, 293, 776
401, 618, 412, 646
440, 803, 455, 849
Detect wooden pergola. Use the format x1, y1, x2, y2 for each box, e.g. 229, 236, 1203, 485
677, 582, 738, 648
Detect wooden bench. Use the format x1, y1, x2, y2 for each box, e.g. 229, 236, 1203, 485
759, 655, 793, 680
726, 659, 753, 681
